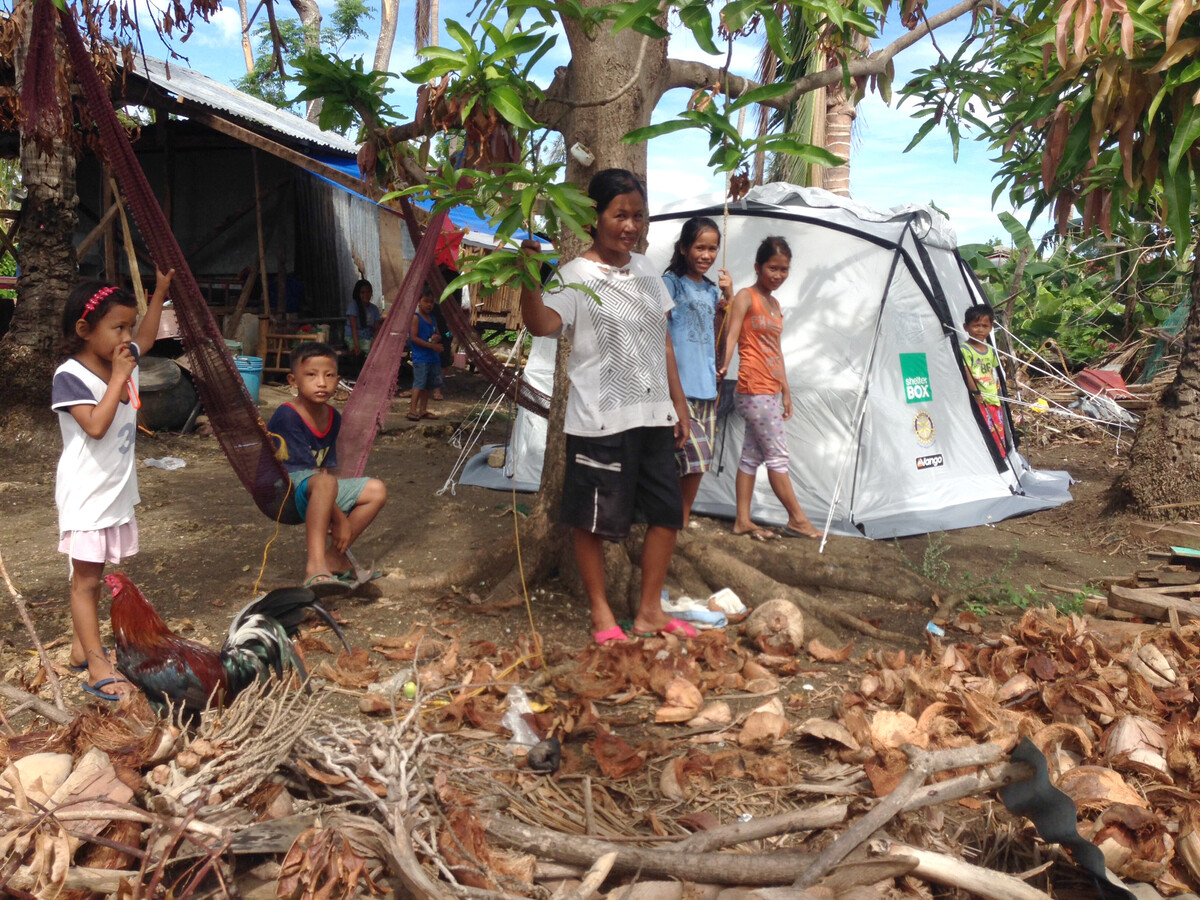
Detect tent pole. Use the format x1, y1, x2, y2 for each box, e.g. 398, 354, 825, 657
819, 220, 915, 551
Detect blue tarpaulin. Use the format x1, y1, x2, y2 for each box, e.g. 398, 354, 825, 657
312, 154, 542, 243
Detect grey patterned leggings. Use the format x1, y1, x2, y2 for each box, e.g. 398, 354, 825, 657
734, 391, 790, 474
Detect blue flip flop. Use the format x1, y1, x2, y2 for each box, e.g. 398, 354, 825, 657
82, 678, 128, 701
69, 648, 110, 672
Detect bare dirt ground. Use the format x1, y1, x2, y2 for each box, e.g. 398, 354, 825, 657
0, 367, 1150, 708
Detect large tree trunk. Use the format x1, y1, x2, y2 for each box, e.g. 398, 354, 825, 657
488, 8, 668, 604
1119, 242, 1200, 514
0, 1, 78, 425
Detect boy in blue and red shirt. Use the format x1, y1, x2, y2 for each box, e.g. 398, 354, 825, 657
268, 342, 387, 593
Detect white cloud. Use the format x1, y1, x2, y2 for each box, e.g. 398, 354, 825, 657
203, 6, 243, 45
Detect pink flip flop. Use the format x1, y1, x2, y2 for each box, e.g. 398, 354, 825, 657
639, 618, 697, 639
593, 625, 630, 647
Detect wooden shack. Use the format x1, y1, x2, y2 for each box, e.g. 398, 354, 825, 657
72, 54, 413, 371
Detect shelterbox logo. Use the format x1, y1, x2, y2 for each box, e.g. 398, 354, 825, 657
899, 353, 932, 404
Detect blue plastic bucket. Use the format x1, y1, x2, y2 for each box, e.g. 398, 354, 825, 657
234, 355, 263, 404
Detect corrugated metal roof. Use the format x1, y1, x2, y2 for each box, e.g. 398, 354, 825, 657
126, 54, 360, 156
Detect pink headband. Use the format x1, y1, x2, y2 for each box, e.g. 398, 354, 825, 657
81, 286, 118, 320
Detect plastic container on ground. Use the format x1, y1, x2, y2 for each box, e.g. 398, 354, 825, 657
234, 355, 263, 404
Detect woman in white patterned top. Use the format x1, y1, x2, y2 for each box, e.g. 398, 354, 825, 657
520, 169, 697, 647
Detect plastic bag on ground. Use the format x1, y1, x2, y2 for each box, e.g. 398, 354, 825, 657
501, 686, 540, 749
661, 596, 727, 629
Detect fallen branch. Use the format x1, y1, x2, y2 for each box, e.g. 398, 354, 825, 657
0, 682, 73, 726
5, 865, 140, 893
486, 814, 817, 885
382, 815, 457, 900
5, 804, 227, 841
793, 742, 1004, 888
0, 549, 66, 711
675, 802, 848, 853
870, 839, 1052, 900
559, 851, 618, 900
902, 761, 1034, 812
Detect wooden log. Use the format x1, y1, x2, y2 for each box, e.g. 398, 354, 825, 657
102, 172, 118, 282
901, 762, 1033, 812
485, 814, 818, 885
1128, 520, 1200, 547
0, 550, 67, 713
0, 219, 19, 263
1107, 584, 1200, 623
675, 803, 847, 854
736, 537, 949, 607
870, 840, 1052, 900
678, 542, 908, 645
1152, 571, 1200, 586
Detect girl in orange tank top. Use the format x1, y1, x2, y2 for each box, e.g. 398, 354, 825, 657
734, 286, 785, 395
717, 237, 819, 540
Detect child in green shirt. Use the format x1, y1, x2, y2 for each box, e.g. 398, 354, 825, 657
961, 304, 1007, 458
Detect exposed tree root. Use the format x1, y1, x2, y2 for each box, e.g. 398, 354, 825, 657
481, 483, 938, 646
731, 535, 960, 610
389, 541, 521, 598
666, 552, 715, 601
678, 541, 910, 644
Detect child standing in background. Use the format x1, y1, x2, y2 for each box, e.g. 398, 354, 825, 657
961, 304, 1007, 457
662, 216, 733, 526
52, 269, 174, 701
408, 286, 444, 421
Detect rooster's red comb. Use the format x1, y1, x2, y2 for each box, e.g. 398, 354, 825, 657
104, 572, 134, 597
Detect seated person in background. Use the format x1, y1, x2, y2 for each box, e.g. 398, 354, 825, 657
268, 342, 387, 594
345, 279, 382, 358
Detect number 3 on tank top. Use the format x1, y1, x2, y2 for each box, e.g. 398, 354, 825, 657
116, 422, 135, 455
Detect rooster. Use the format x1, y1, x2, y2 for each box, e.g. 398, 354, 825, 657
106, 572, 350, 714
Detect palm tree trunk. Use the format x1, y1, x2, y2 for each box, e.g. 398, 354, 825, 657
822, 92, 853, 195
373, 0, 399, 71
820, 32, 869, 196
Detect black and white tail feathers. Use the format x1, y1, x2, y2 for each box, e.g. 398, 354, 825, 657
220, 587, 351, 693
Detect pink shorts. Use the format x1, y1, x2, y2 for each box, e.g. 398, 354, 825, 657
59, 519, 139, 565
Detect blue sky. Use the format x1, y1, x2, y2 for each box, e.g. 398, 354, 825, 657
172, 0, 1034, 245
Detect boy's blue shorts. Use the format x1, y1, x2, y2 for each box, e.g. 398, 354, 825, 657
412, 360, 444, 390
288, 470, 370, 521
